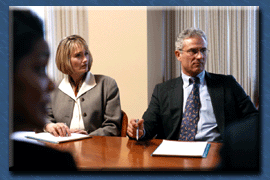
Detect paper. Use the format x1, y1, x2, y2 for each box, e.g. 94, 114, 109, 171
152, 140, 210, 157
26, 132, 91, 144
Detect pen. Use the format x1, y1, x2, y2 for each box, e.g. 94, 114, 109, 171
136, 119, 139, 140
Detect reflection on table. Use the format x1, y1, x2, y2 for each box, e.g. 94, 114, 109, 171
46, 136, 221, 171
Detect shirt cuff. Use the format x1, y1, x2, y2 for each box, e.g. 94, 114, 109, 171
139, 128, 146, 139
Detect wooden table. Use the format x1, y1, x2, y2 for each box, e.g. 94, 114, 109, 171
46, 136, 222, 171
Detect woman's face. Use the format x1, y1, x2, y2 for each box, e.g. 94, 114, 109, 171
70, 45, 89, 76
14, 38, 54, 131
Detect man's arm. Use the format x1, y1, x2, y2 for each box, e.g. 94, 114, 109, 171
126, 84, 161, 140
228, 75, 258, 119
140, 84, 162, 140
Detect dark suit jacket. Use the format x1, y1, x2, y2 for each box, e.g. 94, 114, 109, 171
218, 115, 260, 171
10, 140, 77, 171
47, 73, 122, 136
142, 72, 258, 141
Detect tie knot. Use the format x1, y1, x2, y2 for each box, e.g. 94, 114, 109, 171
190, 77, 200, 84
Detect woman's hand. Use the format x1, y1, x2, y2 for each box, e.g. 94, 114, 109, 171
70, 129, 88, 135
45, 122, 71, 137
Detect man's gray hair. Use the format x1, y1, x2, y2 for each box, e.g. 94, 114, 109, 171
175, 28, 207, 50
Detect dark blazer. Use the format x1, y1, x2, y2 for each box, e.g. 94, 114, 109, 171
47, 73, 122, 136
142, 71, 258, 141
10, 140, 77, 171
218, 115, 260, 171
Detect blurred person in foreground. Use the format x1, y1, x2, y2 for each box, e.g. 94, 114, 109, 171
218, 115, 259, 171
9, 9, 76, 171
44, 35, 121, 137
218, 94, 259, 172
127, 27, 258, 143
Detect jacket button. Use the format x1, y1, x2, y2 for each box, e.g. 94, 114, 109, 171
83, 113, 87, 117
81, 98, 84, 102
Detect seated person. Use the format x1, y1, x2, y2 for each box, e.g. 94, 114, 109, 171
127, 27, 258, 142
44, 35, 121, 137
10, 9, 76, 170
219, 115, 259, 171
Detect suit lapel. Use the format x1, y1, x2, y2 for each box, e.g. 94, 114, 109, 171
168, 77, 183, 139
205, 72, 225, 135
58, 75, 76, 100
169, 77, 183, 113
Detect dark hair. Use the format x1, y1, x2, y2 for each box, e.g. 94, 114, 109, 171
11, 9, 44, 71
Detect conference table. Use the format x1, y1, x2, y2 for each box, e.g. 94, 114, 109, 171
46, 136, 222, 171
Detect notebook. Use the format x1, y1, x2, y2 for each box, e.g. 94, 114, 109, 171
151, 140, 210, 158
26, 132, 91, 144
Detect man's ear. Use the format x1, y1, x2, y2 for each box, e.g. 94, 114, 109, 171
175, 50, 181, 62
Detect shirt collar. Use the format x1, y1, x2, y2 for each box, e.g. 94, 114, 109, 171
181, 70, 205, 88
77, 71, 96, 98
58, 71, 96, 100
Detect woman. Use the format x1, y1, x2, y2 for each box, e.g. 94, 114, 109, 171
10, 9, 76, 170
44, 35, 122, 137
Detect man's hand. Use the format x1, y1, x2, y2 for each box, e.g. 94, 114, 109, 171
45, 122, 71, 137
127, 119, 144, 139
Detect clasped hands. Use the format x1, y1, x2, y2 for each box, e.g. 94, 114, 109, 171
45, 123, 88, 137
127, 119, 144, 139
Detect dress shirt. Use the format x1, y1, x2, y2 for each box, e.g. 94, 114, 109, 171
182, 70, 220, 141
139, 70, 220, 141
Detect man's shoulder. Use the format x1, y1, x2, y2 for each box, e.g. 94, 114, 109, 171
156, 77, 182, 89
205, 72, 235, 83
206, 71, 233, 78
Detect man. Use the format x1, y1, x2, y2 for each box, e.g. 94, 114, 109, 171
127, 28, 258, 142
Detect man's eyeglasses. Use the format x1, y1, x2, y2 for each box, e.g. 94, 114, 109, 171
179, 48, 210, 56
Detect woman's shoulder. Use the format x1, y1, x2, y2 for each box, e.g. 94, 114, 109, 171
51, 77, 67, 90
93, 74, 119, 91
94, 74, 116, 83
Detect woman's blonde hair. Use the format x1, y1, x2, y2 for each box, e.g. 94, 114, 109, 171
55, 35, 93, 75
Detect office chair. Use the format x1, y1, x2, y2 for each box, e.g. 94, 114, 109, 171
121, 110, 128, 137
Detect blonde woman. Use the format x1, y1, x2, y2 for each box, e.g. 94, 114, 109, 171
45, 35, 121, 137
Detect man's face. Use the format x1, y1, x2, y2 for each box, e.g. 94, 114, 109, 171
175, 36, 207, 77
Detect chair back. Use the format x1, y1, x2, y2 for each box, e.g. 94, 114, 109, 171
121, 110, 128, 137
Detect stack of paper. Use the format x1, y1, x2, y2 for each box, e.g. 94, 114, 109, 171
152, 140, 210, 157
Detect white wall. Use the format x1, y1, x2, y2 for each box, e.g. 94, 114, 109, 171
88, 7, 148, 121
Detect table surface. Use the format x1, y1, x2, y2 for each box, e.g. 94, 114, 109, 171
46, 136, 222, 171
